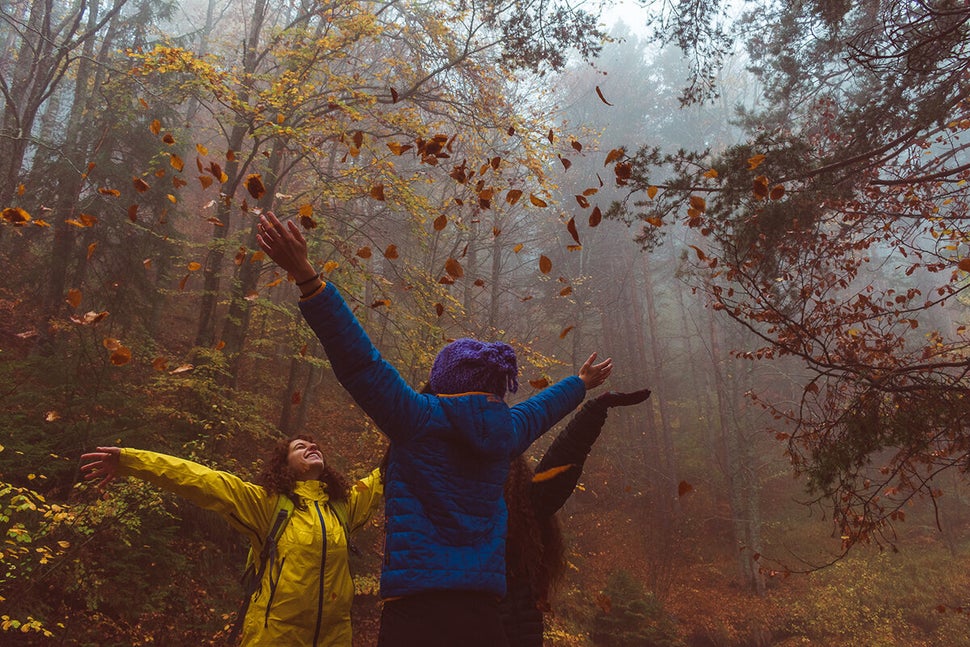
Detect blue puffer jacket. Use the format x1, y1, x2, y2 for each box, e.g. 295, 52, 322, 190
299, 282, 586, 598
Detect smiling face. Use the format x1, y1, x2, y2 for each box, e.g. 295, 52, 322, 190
287, 438, 325, 480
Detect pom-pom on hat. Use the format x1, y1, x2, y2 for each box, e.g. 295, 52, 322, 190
429, 338, 519, 397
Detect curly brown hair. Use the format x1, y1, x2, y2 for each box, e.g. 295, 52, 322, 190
256, 434, 349, 508
504, 455, 566, 610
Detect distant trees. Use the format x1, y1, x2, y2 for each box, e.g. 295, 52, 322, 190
618, 0, 970, 551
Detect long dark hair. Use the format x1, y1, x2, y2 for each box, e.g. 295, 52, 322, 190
504, 455, 566, 610
256, 434, 349, 508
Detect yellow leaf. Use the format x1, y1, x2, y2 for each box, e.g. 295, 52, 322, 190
187, 262, 202, 271
748, 153, 766, 170
166, 194, 177, 203
532, 464, 574, 482
647, 186, 658, 199
196, 143, 208, 156
323, 260, 339, 273
513, 243, 524, 253
170, 154, 184, 172
2, 207, 31, 225
702, 168, 718, 179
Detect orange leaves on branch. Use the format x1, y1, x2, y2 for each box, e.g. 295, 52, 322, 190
245, 174, 266, 199
532, 464, 575, 482
445, 257, 464, 278
645, 215, 663, 227
702, 168, 718, 179
539, 255, 552, 274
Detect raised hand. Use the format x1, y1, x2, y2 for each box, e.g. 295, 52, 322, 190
79, 446, 122, 490
256, 212, 317, 283
578, 352, 613, 390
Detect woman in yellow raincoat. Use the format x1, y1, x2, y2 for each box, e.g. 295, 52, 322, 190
80, 434, 382, 647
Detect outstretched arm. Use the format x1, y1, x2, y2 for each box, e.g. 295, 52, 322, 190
256, 212, 429, 442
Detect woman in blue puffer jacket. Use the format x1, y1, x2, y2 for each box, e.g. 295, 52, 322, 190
256, 213, 612, 647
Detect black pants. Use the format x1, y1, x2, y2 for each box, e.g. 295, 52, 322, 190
377, 590, 511, 647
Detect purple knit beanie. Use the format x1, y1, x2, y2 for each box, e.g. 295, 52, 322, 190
429, 338, 519, 397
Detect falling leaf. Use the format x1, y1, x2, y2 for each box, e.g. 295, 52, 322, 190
959, 258, 970, 272
166, 194, 176, 203
559, 155, 572, 170
445, 257, 464, 278
109, 346, 132, 366
187, 262, 202, 271
589, 206, 602, 227
199, 175, 213, 189
614, 163, 632, 184
703, 168, 718, 179
575, 195, 590, 209
245, 174, 266, 199
214, 340, 225, 350
133, 177, 150, 192
370, 299, 390, 308
207, 217, 225, 227
357, 247, 372, 259
300, 215, 317, 229
370, 184, 386, 201
196, 143, 208, 155
646, 215, 663, 227
390, 87, 399, 103
66, 289, 82, 309
647, 186, 658, 199
547, 128, 554, 143
559, 286, 573, 297
513, 243, 524, 253
532, 464, 575, 482
595, 85, 613, 106
529, 194, 548, 208
748, 153, 766, 170
678, 480, 694, 497
387, 142, 411, 155
170, 154, 185, 172
559, 325, 574, 339
45, 411, 60, 422
169, 364, 194, 374
688, 245, 708, 261
689, 195, 706, 212
162, 133, 175, 145
149, 119, 161, 135
769, 184, 785, 200
86, 242, 97, 260
439, 275, 455, 285
566, 217, 580, 245
384, 244, 398, 259
492, 227, 501, 237
506, 189, 523, 205
604, 148, 624, 165
433, 214, 448, 231
539, 255, 552, 274
571, 140, 583, 152
70, 311, 109, 326
323, 260, 339, 273
179, 273, 190, 290
434, 303, 444, 317
473, 278, 485, 287
152, 357, 168, 371
752, 175, 769, 199
529, 377, 550, 389
244, 291, 259, 301
98, 187, 121, 197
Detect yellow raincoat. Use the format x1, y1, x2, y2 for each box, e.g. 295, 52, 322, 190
118, 448, 383, 647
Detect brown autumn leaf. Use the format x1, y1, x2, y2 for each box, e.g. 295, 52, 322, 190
513, 243, 524, 253
86, 242, 97, 260
703, 168, 718, 179
753, 175, 770, 200
546, 128, 554, 143
162, 133, 175, 145
199, 175, 213, 189
234, 247, 247, 266
566, 217, 580, 245
370, 184, 386, 201
152, 356, 168, 371
71, 311, 109, 326
769, 184, 785, 200
596, 594, 613, 614
529, 194, 548, 208
445, 257, 464, 278
172, 176, 187, 188
178, 273, 190, 290
357, 247, 372, 259
98, 187, 120, 197
492, 227, 501, 237
595, 85, 613, 106
207, 217, 225, 227
438, 275, 455, 285
646, 215, 663, 227
434, 303, 444, 317
559, 155, 571, 171
539, 255, 552, 274
689, 195, 706, 212
109, 345, 132, 366
390, 87, 399, 103
133, 177, 150, 192
529, 377, 550, 389
170, 154, 185, 172
433, 214, 448, 231
300, 215, 317, 229
506, 189, 523, 205
2, 207, 31, 225
66, 289, 82, 309
604, 148, 624, 165
559, 286, 573, 297
149, 119, 161, 135
959, 258, 970, 272
678, 480, 694, 497
571, 140, 583, 152
646, 186, 659, 199
748, 153, 766, 170
245, 174, 266, 199
371, 299, 390, 308
559, 325, 574, 339
589, 206, 602, 227
387, 142, 412, 155
187, 262, 202, 271
575, 195, 590, 209
384, 244, 399, 259
169, 364, 194, 374
532, 464, 575, 482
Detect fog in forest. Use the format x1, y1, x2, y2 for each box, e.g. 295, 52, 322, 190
2, 1, 970, 645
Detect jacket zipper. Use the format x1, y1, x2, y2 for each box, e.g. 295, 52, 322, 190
311, 501, 328, 646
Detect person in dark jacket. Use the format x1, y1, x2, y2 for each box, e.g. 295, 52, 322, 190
256, 213, 613, 647
500, 388, 652, 646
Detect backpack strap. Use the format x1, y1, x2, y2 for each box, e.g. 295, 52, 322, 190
228, 494, 294, 645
